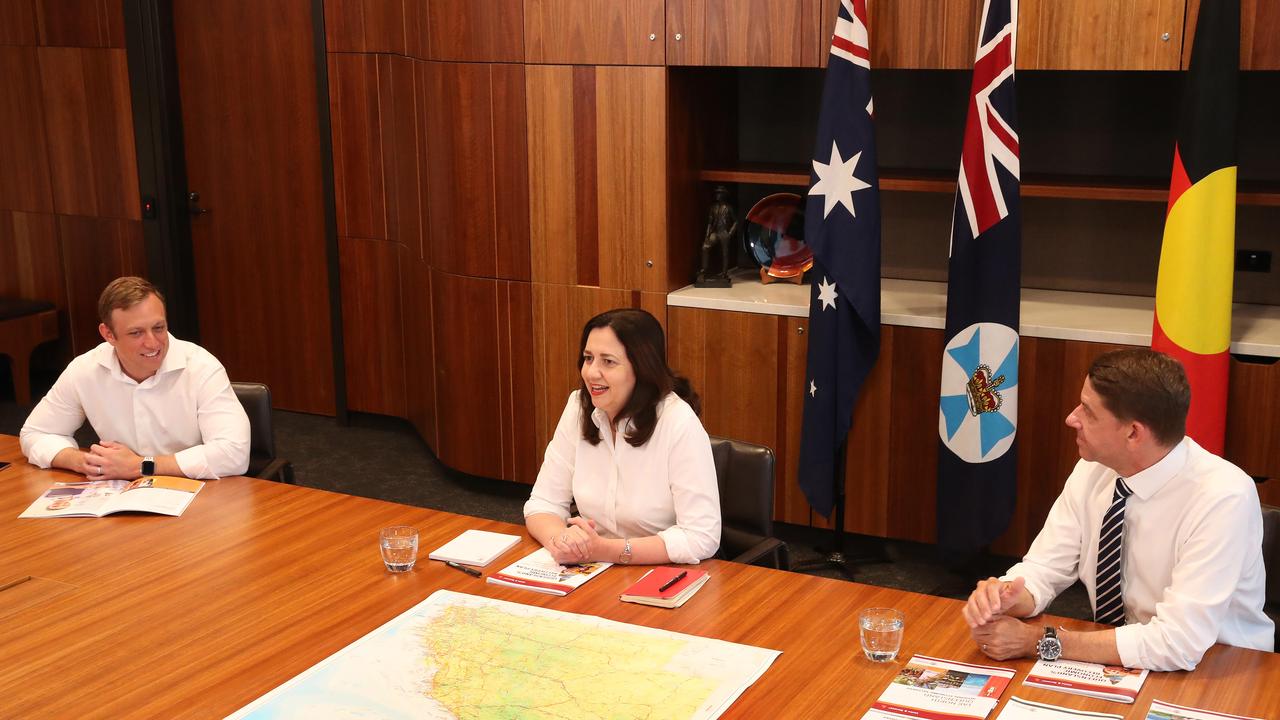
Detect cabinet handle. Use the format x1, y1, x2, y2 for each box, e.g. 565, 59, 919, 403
1161, 32, 1171, 42
649, 33, 656, 41
645, 259, 654, 268
674, 33, 683, 42
796, 326, 805, 335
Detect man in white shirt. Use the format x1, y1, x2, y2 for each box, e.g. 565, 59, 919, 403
962, 348, 1272, 671
20, 277, 250, 480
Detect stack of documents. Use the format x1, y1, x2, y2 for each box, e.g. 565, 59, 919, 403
427, 529, 521, 567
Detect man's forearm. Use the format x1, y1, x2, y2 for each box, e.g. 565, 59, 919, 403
50, 448, 89, 475
1059, 627, 1122, 665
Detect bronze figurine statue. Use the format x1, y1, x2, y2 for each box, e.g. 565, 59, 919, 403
697, 185, 736, 288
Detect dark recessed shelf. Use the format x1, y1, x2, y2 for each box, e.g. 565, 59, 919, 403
698, 165, 1280, 206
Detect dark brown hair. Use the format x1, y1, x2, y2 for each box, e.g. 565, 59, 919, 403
98, 276, 165, 330
577, 308, 700, 447
1087, 348, 1190, 447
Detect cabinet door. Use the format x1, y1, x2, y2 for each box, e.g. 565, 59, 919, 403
1020, 0, 1185, 70
423, 61, 530, 281
668, 0, 825, 67
1227, 356, 1280, 498
863, 0, 982, 69
431, 269, 536, 482
339, 236, 405, 417
525, 0, 664, 65
426, 0, 523, 62
526, 65, 667, 292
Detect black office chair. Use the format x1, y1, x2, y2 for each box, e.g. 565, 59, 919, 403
231, 382, 295, 484
709, 436, 789, 570
1262, 503, 1279, 651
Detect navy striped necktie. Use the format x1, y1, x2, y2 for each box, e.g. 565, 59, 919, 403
1094, 477, 1133, 625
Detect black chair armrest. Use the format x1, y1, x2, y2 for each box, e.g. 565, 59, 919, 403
729, 537, 789, 570
256, 458, 295, 485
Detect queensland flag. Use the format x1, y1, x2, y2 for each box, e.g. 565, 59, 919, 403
1151, 0, 1239, 455
936, 0, 1021, 552
798, 0, 881, 519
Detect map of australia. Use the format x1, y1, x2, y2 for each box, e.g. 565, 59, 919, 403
229, 589, 780, 720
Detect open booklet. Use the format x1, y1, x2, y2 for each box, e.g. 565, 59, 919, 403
486, 547, 611, 596
18, 477, 205, 519
861, 654, 1015, 720
1022, 658, 1148, 704
1145, 699, 1264, 720
996, 696, 1123, 719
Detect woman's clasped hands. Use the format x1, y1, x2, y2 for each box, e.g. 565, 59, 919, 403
550, 516, 601, 565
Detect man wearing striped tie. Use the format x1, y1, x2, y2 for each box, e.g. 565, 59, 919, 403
961, 349, 1273, 671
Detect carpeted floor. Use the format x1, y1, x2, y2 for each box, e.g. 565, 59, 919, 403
0, 379, 1092, 621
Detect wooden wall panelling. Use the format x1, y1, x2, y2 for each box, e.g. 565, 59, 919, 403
424, 61, 529, 280
0, 46, 53, 212
328, 52, 388, 241
426, 0, 523, 62
322, 0, 406, 54
37, 47, 139, 220
1185, 0, 1280, 70
34, 0, 124, 48
338, 237, 406, 417
524, 0, 665, 66
1020, 0, 1184, 70
0, 211, 65, 307
664, 0, 706, 66
527, 64, 584, 286
174, 0, 334, 414
398, 246, 437, 449
404, 0, 428, 60
885, 325, 942, 543
385, 54, 422, 255
667, 306, 780, 454
430, 268, 504, 479
668, 0, 822, 67
867, 0, 980, 69
530, 283, 631, 454
837, 325, 894, 536
499, 280, 538, 483
1226, 356, 1280, 490
57, 215, 144, 355
0, 0, 37, 46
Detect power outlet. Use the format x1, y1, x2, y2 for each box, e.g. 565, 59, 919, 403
1235, 249, 1271, 273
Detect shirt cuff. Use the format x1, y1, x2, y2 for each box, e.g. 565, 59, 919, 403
173, 447, 217, 480
523, 497, 569, 521
1113, 624, 1143, 669
26, 435, 77, 469
658, 527, 702, 565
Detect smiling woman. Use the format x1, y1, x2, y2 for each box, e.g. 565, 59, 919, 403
523, 309, 722, 568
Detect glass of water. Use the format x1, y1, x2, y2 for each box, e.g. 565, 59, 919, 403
379, 526, 418, 572
859, 607, 904, 662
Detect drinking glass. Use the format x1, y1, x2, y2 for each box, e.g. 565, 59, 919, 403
379, 526, 418, 572
859, 607, 904, 662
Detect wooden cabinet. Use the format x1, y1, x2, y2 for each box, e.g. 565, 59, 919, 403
862, 0, 982, 69
525, 0, 665, 65
1185, 0, 1280, 70
430, 269, 538, 483
1020, 0, 1185, 70
423, 61, 530, 280
426, 0, 524, 62
667, 0, 825, 67
526, 65, 668, 292
1227, 356, 1280, 499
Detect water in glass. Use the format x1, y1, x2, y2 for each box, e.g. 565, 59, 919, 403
379, 527, 418, 572
859, 608, 904, 662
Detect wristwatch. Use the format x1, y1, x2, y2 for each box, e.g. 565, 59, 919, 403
1036, 626, 1062, 661
141, 456, 155, 477
618, 538, 633, 565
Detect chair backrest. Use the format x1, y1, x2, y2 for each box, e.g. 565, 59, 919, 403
1262, 504, 1280, 609
231, 381, 275, 463
709, 435, 775, 555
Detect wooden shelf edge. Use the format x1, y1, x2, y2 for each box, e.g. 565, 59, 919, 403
697, 166, 1280, 205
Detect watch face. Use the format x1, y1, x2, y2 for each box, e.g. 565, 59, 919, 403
1037, 636, 1063, 661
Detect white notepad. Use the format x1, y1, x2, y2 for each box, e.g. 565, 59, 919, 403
428, 529, 522, 567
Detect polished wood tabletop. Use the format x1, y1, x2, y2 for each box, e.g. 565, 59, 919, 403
0, 435, 1275, 719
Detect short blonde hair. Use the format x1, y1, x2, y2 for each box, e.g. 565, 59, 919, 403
98, 277, 165, 328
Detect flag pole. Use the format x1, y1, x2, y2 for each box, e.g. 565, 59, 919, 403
792, 434, 887, 579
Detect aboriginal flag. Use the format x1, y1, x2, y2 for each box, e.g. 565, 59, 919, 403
936, 0, 1021, 554
1151, 0, 1239, 455
797, 0, 881, 519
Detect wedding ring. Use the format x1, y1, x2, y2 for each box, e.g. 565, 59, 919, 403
982, 644, 988, 652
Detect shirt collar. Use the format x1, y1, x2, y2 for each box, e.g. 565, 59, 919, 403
95, 335, 188, 386
1121, 436, 1189, 501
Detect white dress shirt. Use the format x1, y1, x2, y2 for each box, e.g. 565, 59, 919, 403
20, 337, 251, 479
1005, 437, 1273, 670
524, 391, 721, 564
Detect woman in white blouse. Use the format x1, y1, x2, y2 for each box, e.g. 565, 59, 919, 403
524, 309, 721, 566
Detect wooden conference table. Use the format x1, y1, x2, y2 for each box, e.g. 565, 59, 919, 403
0, 435, 1275, 719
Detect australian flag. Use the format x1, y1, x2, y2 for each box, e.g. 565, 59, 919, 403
798, 0, 881, 519
936, 0, 1022, 554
